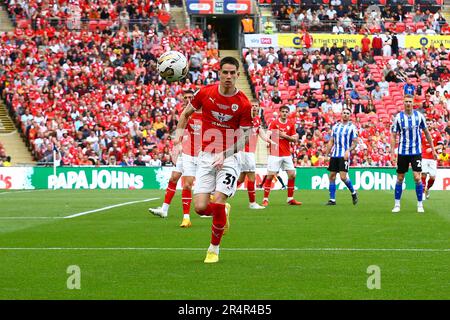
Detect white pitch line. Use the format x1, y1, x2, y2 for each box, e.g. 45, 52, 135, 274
0, 197, 160, 220
0, 217, 63, 220
0, 190, 46, 196
0, 247, 448, 253
63, 197, 160, 219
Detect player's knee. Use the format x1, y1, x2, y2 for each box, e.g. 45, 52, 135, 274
169, 176, 179, 184
339, 173, 347, 181
194, 202, 208, 215
183, 181, 193, 189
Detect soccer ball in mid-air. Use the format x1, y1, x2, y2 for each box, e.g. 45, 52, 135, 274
157, 51, 188, 82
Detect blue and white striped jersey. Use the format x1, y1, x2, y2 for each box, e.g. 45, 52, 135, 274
331, 122, 358, 158
391, 110, 427, 156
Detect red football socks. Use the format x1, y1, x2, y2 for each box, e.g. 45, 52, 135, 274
210, 203, 226, 245
247, 180, 256, 203
427, 177, 435, 190
421, 176, 427, 187
287, 178, 295, 198
164, 180, 177, 204
263, 178, 272, 199
181, 189, 192, 215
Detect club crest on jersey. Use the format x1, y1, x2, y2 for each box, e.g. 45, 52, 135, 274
211, 110, 233, 122
231, 104, 239, 112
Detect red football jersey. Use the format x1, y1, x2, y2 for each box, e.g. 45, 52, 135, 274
244, 116, 261, 153
182, 111, 202, 157
191, 84, 253, 153
421, 130, 443, 159
268, 118, 296, 157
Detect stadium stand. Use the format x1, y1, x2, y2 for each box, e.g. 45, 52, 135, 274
0, 0, 220, 166
260, 0, 448, 34
0, 0, 449, 167
243, 40, 450, 166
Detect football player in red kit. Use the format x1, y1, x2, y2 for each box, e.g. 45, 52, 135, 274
421, 118, 444, 199
172, 57, 253, 263
149, 90, 201, 228
262, 105, 302, 207
237, 100, 277, 209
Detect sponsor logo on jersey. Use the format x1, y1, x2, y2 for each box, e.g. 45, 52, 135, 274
217, 104, 230, 110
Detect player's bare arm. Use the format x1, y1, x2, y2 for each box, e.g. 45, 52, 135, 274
258, 127, 277, 146
172, 103, 197, 163
279, 132, 298, 143
423, 127, 438, 160
390, 132, 397, 162
326, 136, 334, 160
212, 126, 251, 170
345, 138, 357, 161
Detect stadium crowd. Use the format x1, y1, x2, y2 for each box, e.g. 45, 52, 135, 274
244, 36, 450, 167
263, 1, 449, 34
0, 0, 449, 168
4, 0, 178, 32
0, 0, 220, 166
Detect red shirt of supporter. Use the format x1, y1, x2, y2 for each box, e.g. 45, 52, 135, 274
269, 117, 296, 157
182, 111, 202, 157
301, 31, 313, 49
245, 115, 261, 153
361, 36, 371, 54
191, 83, 253, 153
422, 130, 443, 159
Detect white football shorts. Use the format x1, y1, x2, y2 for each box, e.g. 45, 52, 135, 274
267, 155, 295, 173
239, 151, 256, 172
422, 158, 437, 177
173, 153, 198, 177
194, 151, 241, 197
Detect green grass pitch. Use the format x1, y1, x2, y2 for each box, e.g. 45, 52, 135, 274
0, 189, 449, 299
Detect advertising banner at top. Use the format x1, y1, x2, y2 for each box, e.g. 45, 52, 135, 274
186, 0, 252, 14
223, 0, 252, 14
244, 33, 450, 49
186, 0, 214, 14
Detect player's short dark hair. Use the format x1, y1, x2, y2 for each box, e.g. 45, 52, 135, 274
220, 56, 240, 70
404, 94, 414, 100
183, 89, 195, 95
279, 105, 290, 112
